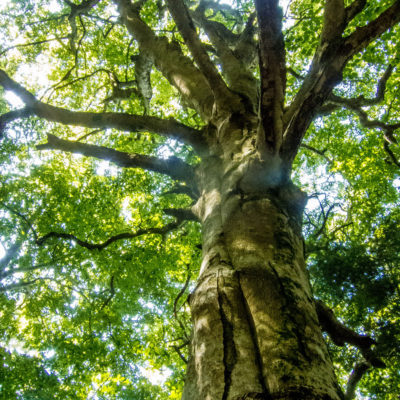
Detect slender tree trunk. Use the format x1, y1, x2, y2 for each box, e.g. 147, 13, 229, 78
183, 118, 343, 400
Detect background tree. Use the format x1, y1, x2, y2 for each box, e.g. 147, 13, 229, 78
0, 0, 399, 399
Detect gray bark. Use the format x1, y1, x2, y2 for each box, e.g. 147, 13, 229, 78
183, 117, 343, 399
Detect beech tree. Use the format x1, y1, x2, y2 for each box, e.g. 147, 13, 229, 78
0, 0, 400, 398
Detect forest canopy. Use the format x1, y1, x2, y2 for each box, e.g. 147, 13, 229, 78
0, 0, 400, 399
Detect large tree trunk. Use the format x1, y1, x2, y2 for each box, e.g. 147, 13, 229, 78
183, 117, 343, 400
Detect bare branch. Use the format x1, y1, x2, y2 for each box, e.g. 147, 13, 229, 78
255, 0, 286, 153
65, 0, 101, 53
320, 64, 394, 112
0, 36, 69, 57
37, 134, 195, 182
173, 264, 191, 342
37, 220, 181, 250
0, 69, 206, 151
100, 275, 115, 310
320, 91, 400, 144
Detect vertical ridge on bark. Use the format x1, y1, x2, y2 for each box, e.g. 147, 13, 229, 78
237, 272, 271, 398
217, 269, 237, 400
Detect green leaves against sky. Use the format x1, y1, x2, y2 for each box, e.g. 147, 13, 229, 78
0, 0, 399, 398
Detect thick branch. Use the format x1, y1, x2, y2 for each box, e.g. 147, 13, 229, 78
281, 0, 400, 165
0, 69, 205, 151
166, 0, 242, 111
37, 134, 195, 183
320, 0, 346, 43
343, 2, 400, 61
115, 0, 214, 120
254, 0, 286, 153
316, 300, 375, 349
316, 300, 385, 369
37, 220, 180, 250
192, 5, 257, 105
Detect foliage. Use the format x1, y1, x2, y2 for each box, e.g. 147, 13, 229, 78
0, 0, 399, 398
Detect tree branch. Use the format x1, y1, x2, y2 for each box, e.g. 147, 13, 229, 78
100, 275, 115, 310
0, 261, 59, 280
191, 4, 257, 105
315, 300, 385, 369
0, 108, 33, 138
344, 360, 370, 400
36, 134, 195, 183
36, 220, 181, 250
384, 141, 400, 168
320, 64, 394, 111
0, 69, 205, 151
342, 2, 400, 61
0, 278, 50, 292
166, 0, 242, 112
316, 300, 375, 348
320, 85, 400, 145
281, 1, 400, 166
114, 0, 214, 120
300, 144, 332, 163
320, 0, 346, 44
65, 0, 101, 53
163, 208, 198, 222
255, 0, 286, 153
173, 264, 191, 342
345, 0, 367, 23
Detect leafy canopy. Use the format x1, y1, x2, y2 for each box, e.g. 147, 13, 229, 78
0, 0, 399, 399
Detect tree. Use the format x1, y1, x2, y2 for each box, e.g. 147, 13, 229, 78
0, 0, 399, 398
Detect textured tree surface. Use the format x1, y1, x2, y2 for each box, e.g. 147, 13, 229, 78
0, 0, 400, 399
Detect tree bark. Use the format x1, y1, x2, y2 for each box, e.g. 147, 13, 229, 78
183, 118, 343, 400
